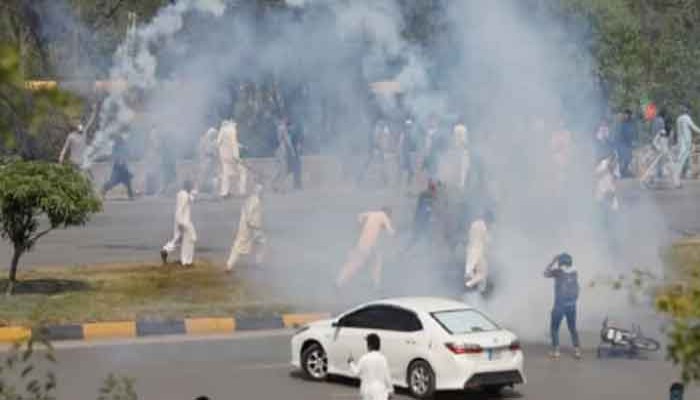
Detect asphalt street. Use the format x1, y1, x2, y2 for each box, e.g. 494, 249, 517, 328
2, 180, 700, 312
32, 331, 695, 400
1, 181, 699, 399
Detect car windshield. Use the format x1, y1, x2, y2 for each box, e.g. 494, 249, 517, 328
431, 309, 499, 334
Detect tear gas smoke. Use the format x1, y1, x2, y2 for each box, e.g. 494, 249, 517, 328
84, 0, 226, 167
44, 0, 670, 341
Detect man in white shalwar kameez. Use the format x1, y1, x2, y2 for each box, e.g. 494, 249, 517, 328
595, 156, 620, 209
226, 184, 265, 271
160, 180, 197, 266
674, 105, 700, 187
336, 207, 395, 288
197, 127, 219, 193
348, 333, 394, 400
60, 104, 97, 171
59, 124, 87, 168
453, 121, 470, 190
464, 211, 494, 293
641, 129, 673, 188
217, 120, 247, 198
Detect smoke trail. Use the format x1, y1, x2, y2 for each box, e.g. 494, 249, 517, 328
84, 0, 227, 167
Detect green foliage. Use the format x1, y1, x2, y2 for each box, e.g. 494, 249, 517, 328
0, 44, 82, 158
0, 334, 57, 400
98, 374, 138, 400
655, 242, 700, 383
0, 161, 101, 250
0, 161, 101, 292
561, 0, 700, 113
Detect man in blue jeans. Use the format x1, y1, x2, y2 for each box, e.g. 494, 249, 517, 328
544, 252, 581, 359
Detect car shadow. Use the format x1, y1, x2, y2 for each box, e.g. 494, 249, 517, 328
288, 371, 523, 400
436, 388, 523, 399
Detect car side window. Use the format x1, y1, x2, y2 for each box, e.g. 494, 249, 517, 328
385, 307, 423, 332
340, 307, 381, 329
340, 305, 422, 332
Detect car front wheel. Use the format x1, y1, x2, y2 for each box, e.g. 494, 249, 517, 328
301, 343, 328, 381
407, 359, 436, 399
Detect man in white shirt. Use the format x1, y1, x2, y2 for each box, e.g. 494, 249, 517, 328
452, 121, 470, 190
160, 180, 197, 266
226, 184, 266, 272
336, 207, 395, 288
60, 104, 97, 169
197, 127, 219, 193
464, 210, 494, 293
674, 105, 700, 187
59, 124, 87, 167
217, 120, 247, 198
348, 333, 394, 400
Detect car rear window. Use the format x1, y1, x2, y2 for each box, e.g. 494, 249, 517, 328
431, 309, 499, 334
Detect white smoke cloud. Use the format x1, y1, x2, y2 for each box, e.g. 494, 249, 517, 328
85, 0, 227, 166
56, 0, 670, 340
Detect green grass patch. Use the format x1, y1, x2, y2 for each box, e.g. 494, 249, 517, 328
0, 261, 291, 327
666, 237, 700, 281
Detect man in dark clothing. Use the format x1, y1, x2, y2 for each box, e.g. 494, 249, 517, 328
102, 134, 134, 200
544, 252, 581, 360
616, 110, 636, 177
403, 180, 437, 251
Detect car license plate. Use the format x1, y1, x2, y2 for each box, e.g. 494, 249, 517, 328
486, 349, 501, 361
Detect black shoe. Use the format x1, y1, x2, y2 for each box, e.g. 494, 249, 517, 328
160, 249, 168, 264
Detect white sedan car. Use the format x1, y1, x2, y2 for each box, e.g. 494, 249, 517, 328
291, 297, 525, 398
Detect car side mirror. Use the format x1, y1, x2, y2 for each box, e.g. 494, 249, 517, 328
331, 320, 339, 328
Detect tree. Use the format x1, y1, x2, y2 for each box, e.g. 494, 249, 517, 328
656, 242, 700, 383
0, 44, 83, 159
559, 0, 700, 114
0, 161, 101, 295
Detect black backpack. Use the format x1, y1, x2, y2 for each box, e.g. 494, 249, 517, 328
558, 271, 580, 305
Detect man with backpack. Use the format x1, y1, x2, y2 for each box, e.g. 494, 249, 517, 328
544, 252, 581, 359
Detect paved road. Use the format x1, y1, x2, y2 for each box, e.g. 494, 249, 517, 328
1, 180, 699, 325
27, 331, 693, 400
2, 181, 700, 306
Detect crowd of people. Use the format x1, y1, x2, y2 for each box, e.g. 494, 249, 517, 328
55, 101, 700, 371
56, 104, 700, 287
595, 105, 700, 190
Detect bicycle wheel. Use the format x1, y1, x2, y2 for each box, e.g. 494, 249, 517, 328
632, 337, 660, 352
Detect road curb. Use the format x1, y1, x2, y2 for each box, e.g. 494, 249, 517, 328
0, 313, 330, 343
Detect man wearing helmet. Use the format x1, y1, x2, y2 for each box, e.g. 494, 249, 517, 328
544, 253, 581, 359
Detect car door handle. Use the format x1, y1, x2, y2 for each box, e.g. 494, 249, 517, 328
405, 339, 416, 345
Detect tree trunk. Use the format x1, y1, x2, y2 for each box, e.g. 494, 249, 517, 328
6, 247, 22, 296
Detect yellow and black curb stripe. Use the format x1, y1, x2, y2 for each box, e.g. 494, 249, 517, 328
0, 313, 329, 343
